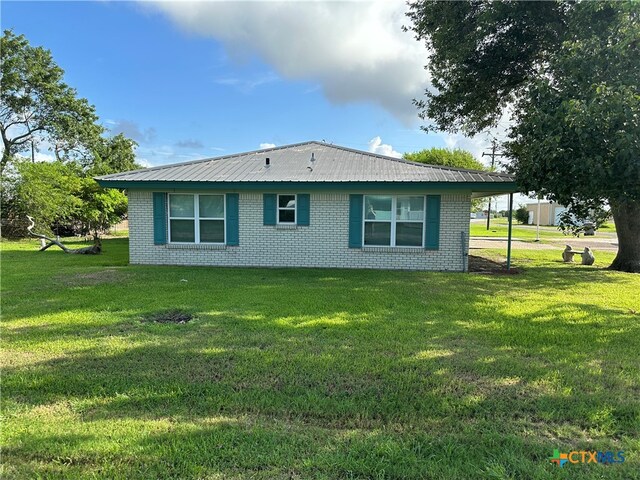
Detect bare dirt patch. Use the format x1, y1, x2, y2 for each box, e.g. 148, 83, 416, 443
141, 309, 193, 324
469, 255, 521, 275
58, 268, 128, 286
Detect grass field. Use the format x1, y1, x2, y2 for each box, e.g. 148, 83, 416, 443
469, 218, 617, 241
2, 238, 639, 479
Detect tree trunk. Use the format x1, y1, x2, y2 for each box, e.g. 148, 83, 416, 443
26, 216, 102, 255
609, 199, 640, 273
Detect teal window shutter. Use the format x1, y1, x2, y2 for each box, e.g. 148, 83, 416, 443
263, 194, 276, 225
226, 193, 239, 246
297, 194, 310, 226
425, 195, 441, 250
348, 194, 363, 248
152, 192, 167, 245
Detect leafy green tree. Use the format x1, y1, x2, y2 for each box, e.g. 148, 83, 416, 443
75, 178, 128, 237
403, 147, 487, 170
2, 159, 82, 237
404, 147, 489, 212
0, 30, 102, 174
406, 1, 640, 272
87, 134, 139, 175
514, 206, 529, 225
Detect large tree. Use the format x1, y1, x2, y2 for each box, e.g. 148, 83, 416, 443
0, 30, 138, 240
404, 147, 489, 212
403, 147, 487, 171
406, 1, 640, 272
0, 30, 102, 174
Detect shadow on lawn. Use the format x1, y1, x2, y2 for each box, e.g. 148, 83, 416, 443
3, 239, 639, 478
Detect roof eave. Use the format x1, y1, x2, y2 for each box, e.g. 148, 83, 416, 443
96, 179, 519, 193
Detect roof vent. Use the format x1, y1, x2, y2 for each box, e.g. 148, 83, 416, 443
310, 152, 316, 163
265, 157, 270, 167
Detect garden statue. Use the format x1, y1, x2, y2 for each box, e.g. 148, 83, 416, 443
581, 247, 595, 265
562, 245, 576, 263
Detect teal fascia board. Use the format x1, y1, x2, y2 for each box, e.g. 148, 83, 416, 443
96, 179, 518, 194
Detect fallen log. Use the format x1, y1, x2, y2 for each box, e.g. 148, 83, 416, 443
27, 216, 101, 254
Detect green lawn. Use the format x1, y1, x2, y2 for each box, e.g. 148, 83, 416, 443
1, 239, 639, 479
470, 218, 617, 240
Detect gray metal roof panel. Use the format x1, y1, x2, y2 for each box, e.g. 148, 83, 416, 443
96, 141, 515, 184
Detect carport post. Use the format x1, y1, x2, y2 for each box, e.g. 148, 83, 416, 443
507, 193, 514, 271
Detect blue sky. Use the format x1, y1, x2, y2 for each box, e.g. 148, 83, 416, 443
3, 1, 517, 207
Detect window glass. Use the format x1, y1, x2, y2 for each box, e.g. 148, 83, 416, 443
200, 220, 224, 243
170, 219, 195, 242
277, 194, 296, 223
170, 194, 194, 217
278, 195, 296, 209
363, 195, 425, 247
365, 195, 392, 220
396, 222, 423, 246
364, 222, 391, 246
278, 209, 295, 223
396, 196, 424, 221
199, 195, 224, 218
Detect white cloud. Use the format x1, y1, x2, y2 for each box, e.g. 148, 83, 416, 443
259, 143, 276, 149
442, 108, 514, 168
145, 1, 429, 124
107, 119, 156, 143
215, 72, 279, 93
33, 151, 56, 163
135, 158, 154, 168
368, 136, 401, 158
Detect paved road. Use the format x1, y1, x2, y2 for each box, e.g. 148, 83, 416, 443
470, 236, 618, 252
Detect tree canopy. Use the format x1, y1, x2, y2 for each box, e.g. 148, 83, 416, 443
1, 30, 138, 239
0, 30, 102, 174
404, 147, 489, 212
403, 147, 486, 171
406, 1, 640, 272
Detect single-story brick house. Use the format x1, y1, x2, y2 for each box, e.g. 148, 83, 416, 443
96, 141, 516, 271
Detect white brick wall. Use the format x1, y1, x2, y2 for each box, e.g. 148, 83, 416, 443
128, 191, 471, 271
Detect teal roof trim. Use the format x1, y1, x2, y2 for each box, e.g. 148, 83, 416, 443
97, 179, 517, 193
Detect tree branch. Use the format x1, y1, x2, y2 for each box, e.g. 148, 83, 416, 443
26, 216, 101, 254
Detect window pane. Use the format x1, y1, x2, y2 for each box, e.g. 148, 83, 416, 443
169, 194, 194, 217
364, 195, 392, 221
199, 195, 224, 218
200, 220, 224, 243
279, 195, 296, 208
279, 209, 295, 223
396, 196, 424, 221
396, 222, 423, 246
364, 222, 391, 246
170, 219, 195, 242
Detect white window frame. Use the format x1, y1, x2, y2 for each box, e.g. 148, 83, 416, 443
362, 195, 425, 247
168, 193, 226, 244
277, 193, 297, 225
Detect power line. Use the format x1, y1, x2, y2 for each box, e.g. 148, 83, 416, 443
481, 139, 506, 230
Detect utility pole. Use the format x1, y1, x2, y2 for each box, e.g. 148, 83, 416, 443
481, 140, 506, 230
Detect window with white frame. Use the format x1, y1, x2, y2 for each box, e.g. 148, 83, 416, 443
168, 193, 225, 243
363, 195, 425, 247
277, 194, 296, 224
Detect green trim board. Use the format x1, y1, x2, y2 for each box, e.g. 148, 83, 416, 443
97, 179, 518, 194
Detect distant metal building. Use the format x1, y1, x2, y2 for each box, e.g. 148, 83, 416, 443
525, 201, 567, 226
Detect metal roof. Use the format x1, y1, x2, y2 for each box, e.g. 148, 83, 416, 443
96, 141, 515, 185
